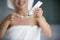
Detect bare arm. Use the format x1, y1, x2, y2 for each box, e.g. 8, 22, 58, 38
0, 19, 10, 39
0, 13, 23, 39
37, 16, 52, 37
34, 8, 52, 38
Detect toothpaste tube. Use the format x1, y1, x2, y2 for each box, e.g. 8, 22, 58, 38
29, 1, 43, 16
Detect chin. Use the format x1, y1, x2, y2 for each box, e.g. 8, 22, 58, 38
18, 5, 27, 9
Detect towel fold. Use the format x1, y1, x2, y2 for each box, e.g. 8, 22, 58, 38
3, 25, 41, 40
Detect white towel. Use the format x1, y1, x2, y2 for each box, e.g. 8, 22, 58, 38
3, 25, 41, 40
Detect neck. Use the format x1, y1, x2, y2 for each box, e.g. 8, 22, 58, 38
16, 7, 28, 16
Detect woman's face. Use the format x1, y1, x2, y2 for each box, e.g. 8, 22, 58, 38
13, 0, 28, 9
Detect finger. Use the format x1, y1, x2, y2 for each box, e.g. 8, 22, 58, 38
11, 15, 18, 21
34, 8, 40, 11
12, 13, 21, 18
35, 8, 43, 12
35, 10, 43, 14
37, 8, 42, 10
35, 11, 41, 14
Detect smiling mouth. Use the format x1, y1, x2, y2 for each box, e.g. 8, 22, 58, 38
18, 2, 25, 6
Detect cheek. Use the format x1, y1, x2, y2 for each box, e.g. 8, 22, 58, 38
14, 0, 18, 4
14, 0, 19, 6
25, 0, 28, 4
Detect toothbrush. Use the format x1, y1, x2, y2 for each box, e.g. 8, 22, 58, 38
28, 0, 34, 11
29, 1, 43, 16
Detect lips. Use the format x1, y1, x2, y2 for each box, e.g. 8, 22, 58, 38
18, 2, 25, 6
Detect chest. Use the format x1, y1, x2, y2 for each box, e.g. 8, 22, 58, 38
10, 16, 37, 26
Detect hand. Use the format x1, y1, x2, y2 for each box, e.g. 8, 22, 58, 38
34, 8, 43, 18
4, 12, 21, 22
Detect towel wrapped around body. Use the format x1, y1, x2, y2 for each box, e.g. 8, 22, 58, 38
3, 25, 41, 40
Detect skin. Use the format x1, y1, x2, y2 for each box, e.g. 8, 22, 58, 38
0, 0, 52, 39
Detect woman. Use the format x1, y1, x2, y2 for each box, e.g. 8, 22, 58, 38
0, 0, 52, 40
